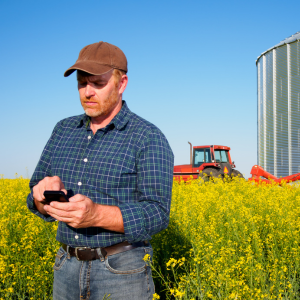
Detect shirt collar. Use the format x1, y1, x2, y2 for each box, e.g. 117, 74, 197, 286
111, 100, 131, 130
77, 100, 131, 130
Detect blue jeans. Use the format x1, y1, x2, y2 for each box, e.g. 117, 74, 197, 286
52, 245, 155, 300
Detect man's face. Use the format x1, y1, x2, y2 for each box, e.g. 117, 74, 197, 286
77, 70, 120, 118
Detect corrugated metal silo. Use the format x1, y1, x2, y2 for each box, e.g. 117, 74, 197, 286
257, 32, 300, 177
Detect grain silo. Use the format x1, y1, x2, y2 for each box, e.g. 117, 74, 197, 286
257, 32, 300, 177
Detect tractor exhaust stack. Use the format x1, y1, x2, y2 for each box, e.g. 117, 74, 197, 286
188, 142, 192, 165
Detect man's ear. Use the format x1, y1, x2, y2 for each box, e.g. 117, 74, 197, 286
119, 75, 128, 94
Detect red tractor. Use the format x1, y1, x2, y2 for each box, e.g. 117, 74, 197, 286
173, 143, 243, 181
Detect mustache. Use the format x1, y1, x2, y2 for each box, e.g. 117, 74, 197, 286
81, 97, 99, 104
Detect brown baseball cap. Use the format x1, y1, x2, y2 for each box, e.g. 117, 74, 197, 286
64, 41, 128, 77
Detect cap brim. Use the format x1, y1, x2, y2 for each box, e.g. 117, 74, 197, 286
64, 61, 113, 77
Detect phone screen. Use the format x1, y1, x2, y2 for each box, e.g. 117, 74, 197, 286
44, 191, 69, 203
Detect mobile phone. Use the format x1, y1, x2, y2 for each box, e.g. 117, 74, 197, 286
43, 191, 69, 203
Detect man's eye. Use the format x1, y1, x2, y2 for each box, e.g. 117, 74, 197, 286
94, 82, 106, 87
78, 81, 87, 86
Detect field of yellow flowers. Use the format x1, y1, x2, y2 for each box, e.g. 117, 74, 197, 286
151, 177, 300, 299
1, 176, 300, 299
0, 177, 59, 299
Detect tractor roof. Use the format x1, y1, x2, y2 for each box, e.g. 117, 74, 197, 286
193, 145, 231, 150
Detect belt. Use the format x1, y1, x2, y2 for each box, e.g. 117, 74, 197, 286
62, 241, 148, 261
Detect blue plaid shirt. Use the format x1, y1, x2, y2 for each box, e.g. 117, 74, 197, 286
27, 101, 174, 248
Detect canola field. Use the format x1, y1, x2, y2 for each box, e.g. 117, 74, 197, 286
1, 176, 300, 299
151, 177, 300, 299
0, 177, 59, 299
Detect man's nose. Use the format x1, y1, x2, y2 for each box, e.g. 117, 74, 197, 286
85, 83, 95, 97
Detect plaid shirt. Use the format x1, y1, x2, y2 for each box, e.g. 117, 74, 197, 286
27, 101, 174, 248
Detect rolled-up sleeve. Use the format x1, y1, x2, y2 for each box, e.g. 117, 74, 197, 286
119, 129, 174, 242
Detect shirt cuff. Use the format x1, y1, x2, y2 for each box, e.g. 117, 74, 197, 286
27, 192, 56, 222
118, 203, 152, 243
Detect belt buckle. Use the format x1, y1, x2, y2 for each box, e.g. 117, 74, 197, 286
75, 247, 88, 261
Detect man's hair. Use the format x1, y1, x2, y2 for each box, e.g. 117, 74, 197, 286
113, 69, 126, 86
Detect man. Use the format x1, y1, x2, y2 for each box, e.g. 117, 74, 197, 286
27, 41, 174, 300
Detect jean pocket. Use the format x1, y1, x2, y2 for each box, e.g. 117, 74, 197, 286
53, 246, 68, 271
105, 247, 148, 275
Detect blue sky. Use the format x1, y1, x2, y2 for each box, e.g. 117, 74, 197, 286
1, 0, 300, 178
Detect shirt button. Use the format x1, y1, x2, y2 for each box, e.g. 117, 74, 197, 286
78, 182, 82, 186
83, 158, 88, 162
75, 235, 79, 239
88, 136, 91, 139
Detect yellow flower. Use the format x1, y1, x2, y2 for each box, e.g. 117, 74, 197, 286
143, 254, 151, 262
175, 289, 184, 297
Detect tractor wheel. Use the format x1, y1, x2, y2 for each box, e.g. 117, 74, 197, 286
198, 168, 222, 182
231, 169, 244, 179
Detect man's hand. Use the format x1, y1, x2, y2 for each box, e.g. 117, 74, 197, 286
44, 195, 124, 232
33, 176, 67, 215
44, 194, 98, 228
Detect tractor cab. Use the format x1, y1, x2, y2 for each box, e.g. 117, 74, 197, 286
193, 145, 233, 176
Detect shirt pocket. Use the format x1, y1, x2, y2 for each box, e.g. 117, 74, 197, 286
89, 151, 137, 189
